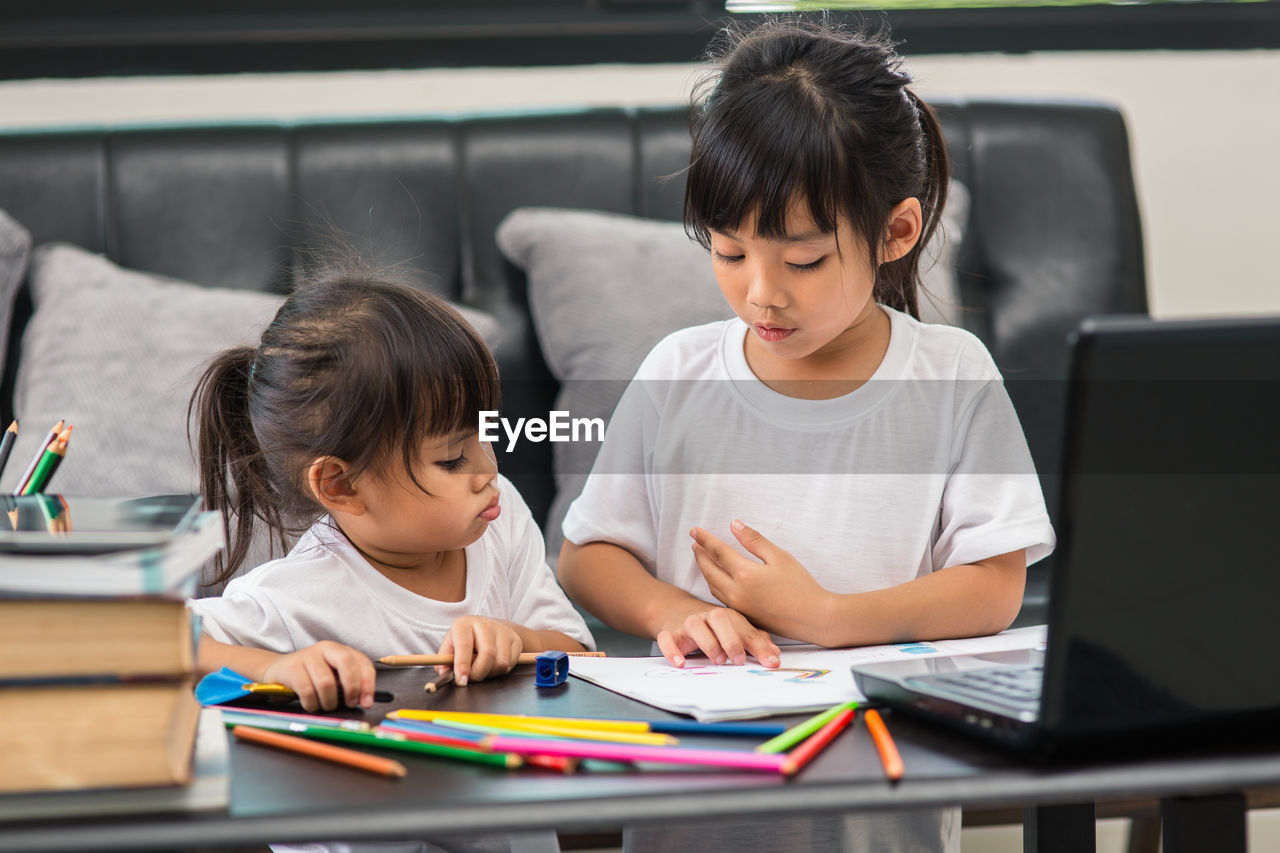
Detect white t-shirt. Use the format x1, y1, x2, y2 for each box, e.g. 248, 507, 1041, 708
564, 308, 1055, 633
190, 475, 594, 656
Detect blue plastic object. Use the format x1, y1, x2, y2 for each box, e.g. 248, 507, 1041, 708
534, 650, 569, 687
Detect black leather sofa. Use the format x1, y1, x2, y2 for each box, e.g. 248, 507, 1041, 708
0, 100, 1147, 611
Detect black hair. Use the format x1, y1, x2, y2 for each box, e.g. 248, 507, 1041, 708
189, 267, 500, 585
684, 17, 950, 318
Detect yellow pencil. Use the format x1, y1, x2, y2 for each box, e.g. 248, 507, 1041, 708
388, 710, 679, 746
390, 708, 648, 733
423, 716, 678, 747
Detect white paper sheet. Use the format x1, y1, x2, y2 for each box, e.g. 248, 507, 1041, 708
569, 625, 1046, 721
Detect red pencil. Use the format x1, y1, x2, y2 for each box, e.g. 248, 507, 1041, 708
781, 707, 856, 776
864, 708, 904, 782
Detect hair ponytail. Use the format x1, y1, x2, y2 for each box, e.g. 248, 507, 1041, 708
876, 88, 951, 319
188, 270, 499, 589
188, 346, 286, 587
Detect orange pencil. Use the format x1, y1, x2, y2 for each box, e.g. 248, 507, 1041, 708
232, 724, 407, 778
781, 707, 855, 776
863, 709, 903, 782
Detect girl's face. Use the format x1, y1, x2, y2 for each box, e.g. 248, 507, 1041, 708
360, 430, 501, 561
708, 199, 918, 379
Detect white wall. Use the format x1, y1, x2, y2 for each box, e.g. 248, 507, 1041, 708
1, 49, 1277, 319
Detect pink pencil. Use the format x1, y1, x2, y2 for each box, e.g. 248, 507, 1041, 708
483, 734, 790, 773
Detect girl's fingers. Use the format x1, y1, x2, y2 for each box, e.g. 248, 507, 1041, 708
471, 632, 498, 681
682, 614, 728, 666
744, 631, 782, 669
706, 612, 749, 666
319, 644, 375, 708
448, 630, 474, 686
299, 657, 338, 711
689, 527, 735, 574
655, 630, 688, 667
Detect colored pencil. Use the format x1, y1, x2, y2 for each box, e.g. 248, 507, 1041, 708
215, 705, 373, 732
425, 670, 454, 693
0, 420, 17, 479
232, 725, 407, 778
757, 700, 858, 754
20, 427, 70, 496
779, 708, 856, 776
390, 710, 679, 744
483, 735, 790, 773
864, 709, 904, 782
378, 650, 606, 666
386, 708, 784, 738
297, 724, 523, 769
379, 721, 579, 774
11, 419, 62, 496
37, 426, 71, 492
423, 716, 678, 747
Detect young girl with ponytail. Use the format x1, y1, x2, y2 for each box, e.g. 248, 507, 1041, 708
559, 19, 1054, 850
188, 271, 591, 716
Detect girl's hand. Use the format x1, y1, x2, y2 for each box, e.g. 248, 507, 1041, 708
654, 602, 781, 670
437, 616, 523, 685
691, 520, 835, 642
260, 640, 377, 712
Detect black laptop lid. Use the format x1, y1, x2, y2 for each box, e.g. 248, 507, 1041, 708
1040, 315, 1280, 739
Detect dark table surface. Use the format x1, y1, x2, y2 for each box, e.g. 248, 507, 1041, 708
3, 662, 1280, 852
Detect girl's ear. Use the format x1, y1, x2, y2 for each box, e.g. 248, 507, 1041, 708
882, 197, 923, 264
305, 456, 366, 516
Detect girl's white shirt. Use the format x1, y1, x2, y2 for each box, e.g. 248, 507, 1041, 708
563, 306, 1055, 629
190, 474, 594, 655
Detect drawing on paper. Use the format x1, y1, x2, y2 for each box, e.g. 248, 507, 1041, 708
745, 667, 830, 681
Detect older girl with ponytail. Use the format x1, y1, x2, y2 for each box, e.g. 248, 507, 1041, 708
559, 18, 1053, 851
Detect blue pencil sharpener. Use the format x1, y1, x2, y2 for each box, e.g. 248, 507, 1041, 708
534, 651, 569, 688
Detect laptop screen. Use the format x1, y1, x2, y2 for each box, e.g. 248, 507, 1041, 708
1040, 316, 1280, 737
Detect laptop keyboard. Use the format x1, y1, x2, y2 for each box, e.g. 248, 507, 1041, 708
909, 663, 1043, 711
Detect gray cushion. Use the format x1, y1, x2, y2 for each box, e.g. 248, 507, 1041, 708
5, 243, 500, 583
496, 186, 968, 559
0, 208, 33, 383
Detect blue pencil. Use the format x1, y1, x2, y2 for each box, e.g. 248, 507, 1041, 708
645, 719, 789, 737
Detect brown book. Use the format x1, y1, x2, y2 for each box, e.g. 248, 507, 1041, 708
0, 681, 201, 793
0, 598, 194, 680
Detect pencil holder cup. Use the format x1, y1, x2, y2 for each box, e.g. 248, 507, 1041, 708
535, 651, 569, 687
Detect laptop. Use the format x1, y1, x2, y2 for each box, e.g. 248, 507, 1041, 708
851, 315, 1280, 753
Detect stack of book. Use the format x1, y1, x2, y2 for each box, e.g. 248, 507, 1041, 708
0, 495, 223, 797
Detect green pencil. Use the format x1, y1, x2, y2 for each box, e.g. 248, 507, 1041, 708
756, 700, 858, 754
19, 429, 69, 496
293, 724, 523, 769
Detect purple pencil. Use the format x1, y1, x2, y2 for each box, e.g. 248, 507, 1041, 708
484, 734, 790, 774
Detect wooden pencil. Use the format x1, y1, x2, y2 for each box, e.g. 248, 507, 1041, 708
379, 651, 606, 667
232, 725, 407, 778
425, 670, 454, 693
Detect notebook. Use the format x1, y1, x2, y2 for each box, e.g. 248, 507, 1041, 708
851, 315, 1280, 753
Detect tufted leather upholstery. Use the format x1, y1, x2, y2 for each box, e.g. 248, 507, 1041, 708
0, 102, 1146, 602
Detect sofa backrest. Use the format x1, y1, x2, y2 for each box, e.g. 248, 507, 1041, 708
0, 101, 1147, 547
